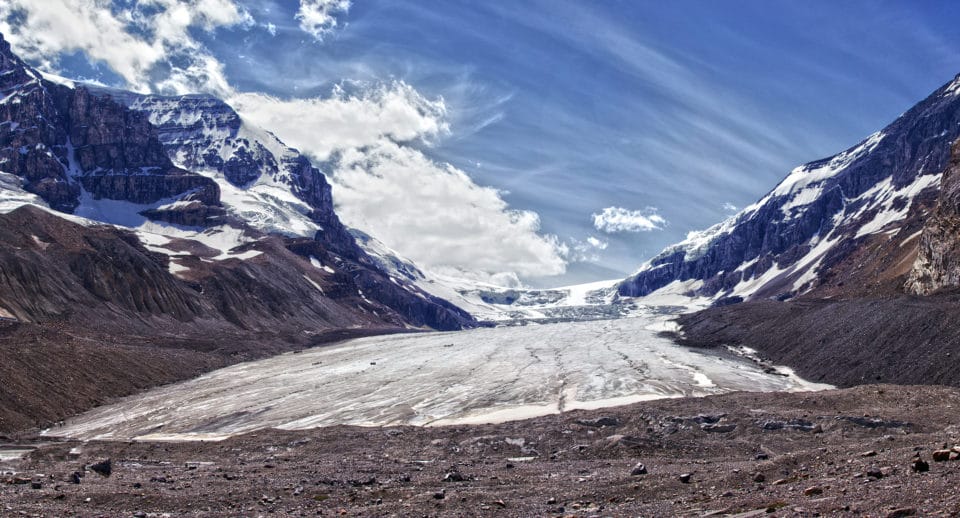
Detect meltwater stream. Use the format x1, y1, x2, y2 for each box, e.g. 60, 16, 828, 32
45, 316, 831, 441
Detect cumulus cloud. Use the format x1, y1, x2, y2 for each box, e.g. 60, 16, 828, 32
296, 0, 351, 40
592, 207, 667, 233
230, 82, 448, 161
332, 139, 567, 278
0, 0, 251, 95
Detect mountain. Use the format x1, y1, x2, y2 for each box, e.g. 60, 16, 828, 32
0, 33, 473, 334
662, 76, 960, 392
619, 74, 960, 303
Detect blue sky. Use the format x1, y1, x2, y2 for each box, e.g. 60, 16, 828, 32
4, 0, 960, 286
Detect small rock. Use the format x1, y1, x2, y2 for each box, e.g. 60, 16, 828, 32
911, 457, 929, 473
932, 449, 951, 462
772, 478, 789, 485
70, 472, 82, 484
753, 473, 766, 483
678, 473, 692, 484
443, 471, 466, 482
89, 459, 112, 477
886, 508, 916, 518
861, 450, 878, 457
546, 497, 557, 505
433, 490, 446, 500
30, 482, 41, 490
133, 512, 147, 518
493, 499, 506, 508
755, 453, 769, 461
630, 463, 648, 476
804, 486, 823, 496
866, 469, 884, 479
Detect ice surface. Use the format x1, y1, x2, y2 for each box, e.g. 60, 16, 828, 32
45, 315, 831, 441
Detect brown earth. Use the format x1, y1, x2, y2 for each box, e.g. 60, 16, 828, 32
3, 385, 960, 517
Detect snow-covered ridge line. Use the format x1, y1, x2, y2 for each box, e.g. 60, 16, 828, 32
621, 72, 960, 304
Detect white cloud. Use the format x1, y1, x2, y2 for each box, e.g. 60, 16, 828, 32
332, 139, 567, 278
562, 236, 608, 263
0, 0, 251, 95
722, 202, 738, 212
230, 81, 448, 161
586, 236, 608, 249
296, 0, 350, 40
592, 206, 667, 233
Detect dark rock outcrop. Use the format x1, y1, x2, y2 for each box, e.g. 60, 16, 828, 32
906, 139, 960, 294
0, 34, 221, 217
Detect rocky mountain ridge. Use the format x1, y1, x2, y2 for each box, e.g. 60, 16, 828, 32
619, 74, 960, 302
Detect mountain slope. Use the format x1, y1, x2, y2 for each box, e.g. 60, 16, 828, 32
620, 74, 960, 302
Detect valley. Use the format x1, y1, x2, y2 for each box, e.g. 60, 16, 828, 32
2, 4, 960, 515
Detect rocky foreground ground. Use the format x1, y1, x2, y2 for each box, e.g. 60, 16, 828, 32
4, 385, 960, 517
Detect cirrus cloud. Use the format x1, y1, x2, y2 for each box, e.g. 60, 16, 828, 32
592, 206, 667, 233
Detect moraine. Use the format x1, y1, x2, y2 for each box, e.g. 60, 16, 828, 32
44, 314, 830, 442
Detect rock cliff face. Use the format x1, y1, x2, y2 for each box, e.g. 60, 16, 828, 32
0, 34, 220, 217
619, 74, 960, 302
905, 140, 960, 294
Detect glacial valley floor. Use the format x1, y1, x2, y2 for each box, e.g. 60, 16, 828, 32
4, 384, 960, 517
